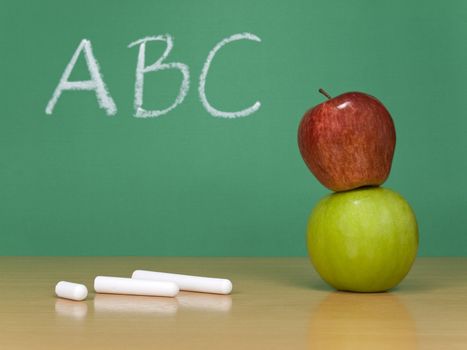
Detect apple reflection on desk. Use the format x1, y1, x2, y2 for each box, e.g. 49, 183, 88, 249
308, 292, 417, 350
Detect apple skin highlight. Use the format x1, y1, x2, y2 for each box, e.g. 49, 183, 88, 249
298, 92, 396, 192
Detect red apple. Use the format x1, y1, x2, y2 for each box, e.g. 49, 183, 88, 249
298, 89, 396, 192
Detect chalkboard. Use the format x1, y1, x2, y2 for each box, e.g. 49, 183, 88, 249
1, 0, 467, 255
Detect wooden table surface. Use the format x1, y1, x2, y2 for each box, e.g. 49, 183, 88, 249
1, 257, 466, 349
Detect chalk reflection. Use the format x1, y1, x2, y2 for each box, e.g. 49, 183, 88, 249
308, 292, 417, 350
55, 299, 88, 320
177, 292, 232, 313
93, 294, 178, 316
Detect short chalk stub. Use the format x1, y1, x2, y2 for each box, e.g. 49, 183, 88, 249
132, 270, 233, 295
55, 281, 88, 301
94, 276, 179, 297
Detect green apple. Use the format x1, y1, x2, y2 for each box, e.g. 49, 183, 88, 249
307, 187, 418, 292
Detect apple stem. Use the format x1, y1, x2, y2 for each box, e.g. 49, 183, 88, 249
319, 88, 332, 100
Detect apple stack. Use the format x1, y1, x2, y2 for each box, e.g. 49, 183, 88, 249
297, 89, 418, 292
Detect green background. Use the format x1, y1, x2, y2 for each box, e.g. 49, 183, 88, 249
1, 0, 466, 256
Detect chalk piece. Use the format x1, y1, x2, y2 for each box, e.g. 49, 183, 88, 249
55, 281, 88, 301
94, 276, 179, 297
132, 270, 233, 295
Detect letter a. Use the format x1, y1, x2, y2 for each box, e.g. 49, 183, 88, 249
45, 39, 117, 116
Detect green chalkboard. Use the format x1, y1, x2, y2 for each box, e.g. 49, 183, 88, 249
1, 0, 467, 256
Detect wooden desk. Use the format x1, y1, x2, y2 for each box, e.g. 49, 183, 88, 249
0, 257, 466, 349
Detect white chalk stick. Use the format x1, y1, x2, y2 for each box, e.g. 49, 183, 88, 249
55, 281, 88, 301
132, 270, 232, 295
94, 276, 179, 297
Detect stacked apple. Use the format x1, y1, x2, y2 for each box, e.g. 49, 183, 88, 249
298, 89, 418, 292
